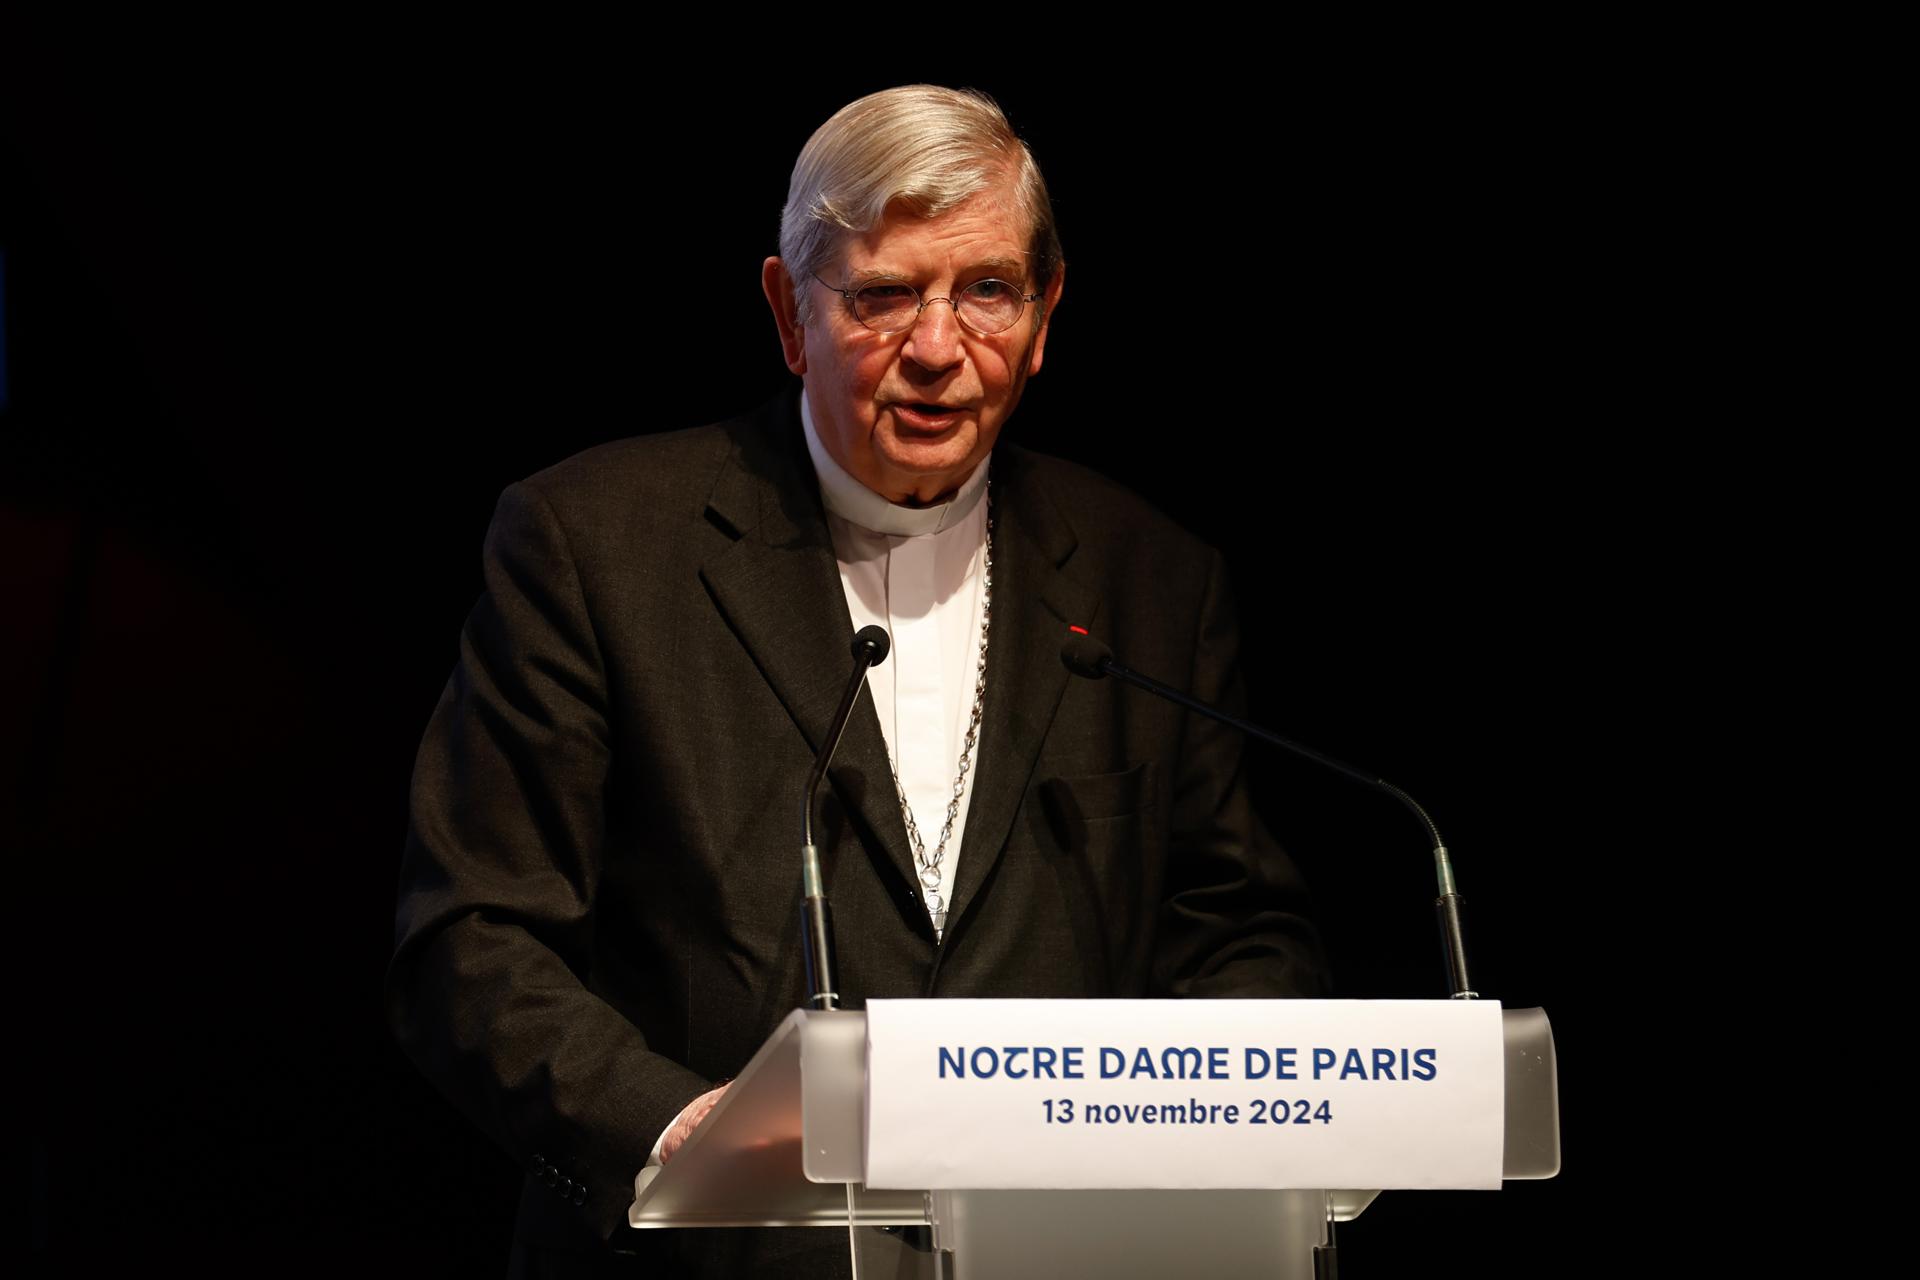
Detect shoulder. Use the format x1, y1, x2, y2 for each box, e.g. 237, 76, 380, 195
516, 420, 739, 522
494, 399, 790, 553
997, 445, 1234, 660
1000, 444, 1218, 574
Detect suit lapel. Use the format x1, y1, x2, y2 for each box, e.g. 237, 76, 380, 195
698, 398, 922, 908
945, 446, 1099, 932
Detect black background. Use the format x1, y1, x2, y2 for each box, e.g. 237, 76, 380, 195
5, 17, 1707, 1276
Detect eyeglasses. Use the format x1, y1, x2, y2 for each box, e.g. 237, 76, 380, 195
813, 274, 1042, 336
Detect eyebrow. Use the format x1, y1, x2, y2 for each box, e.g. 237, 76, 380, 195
962, 256, 1031, 281
850, 254, 1032, 285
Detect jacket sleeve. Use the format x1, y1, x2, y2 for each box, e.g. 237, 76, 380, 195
385, 480, 711, 1242
1153, 547, 1332, 1000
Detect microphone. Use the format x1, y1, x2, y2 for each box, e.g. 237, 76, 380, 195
800, 625, 891, 1011
852, 623, 891, 666
1061, 630, 1111, 681
1060, 627, 1476, 1000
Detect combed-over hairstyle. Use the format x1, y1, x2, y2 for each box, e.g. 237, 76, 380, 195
779, 85, 1063, 324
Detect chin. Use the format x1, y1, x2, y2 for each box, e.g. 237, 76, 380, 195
878, 431, 979, 476
870, 447, 981, 505
883, 447, 978, 484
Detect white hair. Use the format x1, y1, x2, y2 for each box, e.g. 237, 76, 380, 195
778, 85, 1062, 323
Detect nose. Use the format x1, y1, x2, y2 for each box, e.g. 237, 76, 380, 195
900, 296, 964, 372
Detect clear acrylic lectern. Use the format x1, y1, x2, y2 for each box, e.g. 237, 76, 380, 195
630, 1007, 1559, 1279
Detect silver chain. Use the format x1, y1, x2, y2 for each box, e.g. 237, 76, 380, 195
891, 486, 992, 942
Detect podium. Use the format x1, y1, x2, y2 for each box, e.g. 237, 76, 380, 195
630, 1006, 1559, 1279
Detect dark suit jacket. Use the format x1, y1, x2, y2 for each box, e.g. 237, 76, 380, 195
387, 392, 1327, 1274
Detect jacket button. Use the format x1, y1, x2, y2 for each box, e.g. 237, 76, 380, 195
531, 1154, 546, 1174
572, 1184, 588, 1207
559, 1176, 574, 1198
544, 1167, 560, 1187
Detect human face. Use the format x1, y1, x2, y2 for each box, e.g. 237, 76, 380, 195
762, 187, 1063, 506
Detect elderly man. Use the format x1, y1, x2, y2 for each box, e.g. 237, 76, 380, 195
389, 85, 1327, 1278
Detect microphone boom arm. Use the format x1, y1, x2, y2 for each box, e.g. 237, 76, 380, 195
1066, 633, 1477, 999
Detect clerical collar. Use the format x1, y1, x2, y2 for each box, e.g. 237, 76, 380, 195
800, 393, 990, 537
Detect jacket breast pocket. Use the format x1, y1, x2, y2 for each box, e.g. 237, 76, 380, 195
1038, 759, 1158, 840
1030, 762, 1163, 985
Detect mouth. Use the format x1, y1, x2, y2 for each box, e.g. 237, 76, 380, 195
891, 402, 970, 432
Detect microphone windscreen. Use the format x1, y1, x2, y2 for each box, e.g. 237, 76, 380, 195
852, 624, 891, 667
1060, 631, 1113, 680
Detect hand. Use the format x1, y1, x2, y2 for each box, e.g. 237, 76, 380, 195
658, 1083, 730, 1165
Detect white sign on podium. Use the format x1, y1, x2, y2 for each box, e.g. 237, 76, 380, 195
866, 998, 1504, 1191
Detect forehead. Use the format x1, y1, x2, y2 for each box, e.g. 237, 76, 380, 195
842, 190, 1034, 282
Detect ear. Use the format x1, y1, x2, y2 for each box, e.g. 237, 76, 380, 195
761, 256, 807, 376
1026, 262, 1065, 377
